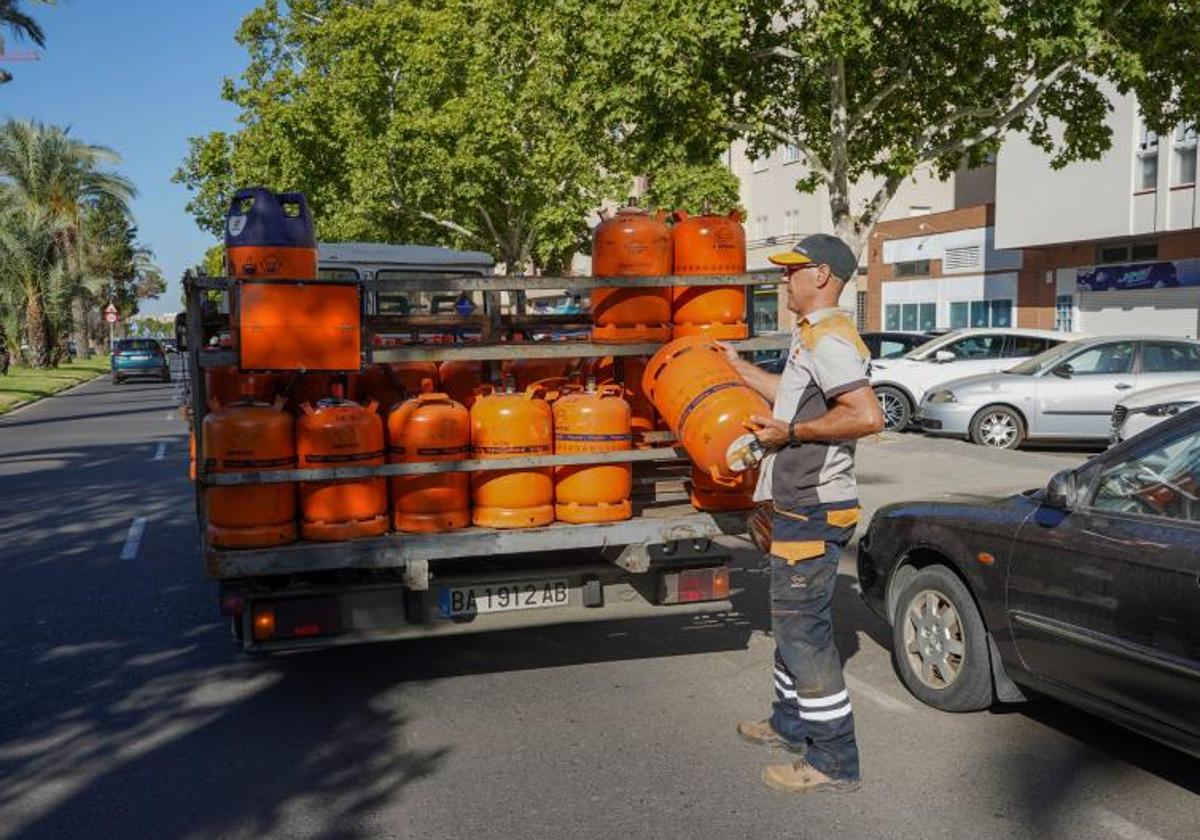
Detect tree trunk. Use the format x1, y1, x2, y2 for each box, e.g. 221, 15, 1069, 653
0, 321, 10, 375
25, 291, 53, 368
71, 295, 88, 361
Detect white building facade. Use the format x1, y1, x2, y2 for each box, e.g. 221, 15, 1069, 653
995, 83, 1200, 338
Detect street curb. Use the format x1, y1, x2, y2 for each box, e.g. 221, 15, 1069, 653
0, 369, 110, 419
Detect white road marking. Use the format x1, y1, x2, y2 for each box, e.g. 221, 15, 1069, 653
164, 411, 176, 421
153, 443, 166, 461
119, 517, 148, 560
844, 674, 912, 712
1091, 808, 1167, 840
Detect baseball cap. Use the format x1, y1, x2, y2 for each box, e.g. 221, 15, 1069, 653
768, 233, 858, 282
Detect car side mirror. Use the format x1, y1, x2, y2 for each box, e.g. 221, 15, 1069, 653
1044, 469, 1079, 510
1052, 363, 1074, 379
934, 350, 955, 363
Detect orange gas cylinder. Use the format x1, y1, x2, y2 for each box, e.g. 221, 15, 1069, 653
296, 385, 389, 541
671, 210, 748, 340
579, 356, 657, 443
554, 382, 632, 523
387, 385, 471, 533
205, 366, 280, 407
354, 363, 441, 414
202, 394, 297, 549
590, 206, 673, 343
470, 383, 554, 529
439, 360, 486, 410
689, 467, 757, 512
282, 373, 334, 415
505, 357, 578, 391
225, 187, 318, 280
643, 336, 771, 483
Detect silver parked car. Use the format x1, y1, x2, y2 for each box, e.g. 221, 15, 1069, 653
1111, 379, 1200, 444
917, 336, 1200, 448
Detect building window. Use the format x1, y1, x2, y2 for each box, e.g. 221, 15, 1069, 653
752, 286, 779, 333
954, 298, 1012, 328
908, 206, 932, 217
1138, 123, 1159, 190
1175, 123, 1197, 186
783, 145, 802, 165
885, 302, 936, 332
751, 155, 769, 173
1131, 241, 1159, 261
1096, 241, 1158, 264
1055, 295, 1074, 332
856, 291, 868, 331
950, 301, 969, 329
752, 214, 768, 240
893, 259, 932, 278
783, 209, 801, 237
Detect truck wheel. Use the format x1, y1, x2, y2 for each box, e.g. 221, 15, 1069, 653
891, 565, 993, 712
970, 405, 1025, 449
875, 386, 911, 432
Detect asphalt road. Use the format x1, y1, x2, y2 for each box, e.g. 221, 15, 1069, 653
0, 362, 1196, 840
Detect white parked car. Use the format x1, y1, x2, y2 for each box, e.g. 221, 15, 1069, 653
918, 336, 1200, 448
1111, 379, 1200, 444
870, 328, 1073, 431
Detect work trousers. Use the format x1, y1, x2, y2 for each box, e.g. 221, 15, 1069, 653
767, 506, 861, 782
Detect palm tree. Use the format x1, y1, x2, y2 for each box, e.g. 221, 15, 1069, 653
0, 1, 50, 83
0, 0, 48, 48
0, 202, 67, 367
0, 119, 136, 364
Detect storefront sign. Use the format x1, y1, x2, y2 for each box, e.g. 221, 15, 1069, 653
1076, 258, 1200, 292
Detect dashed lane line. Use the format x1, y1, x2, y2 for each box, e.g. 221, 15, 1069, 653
1091, 807, 1168, 840
153, 442, 166, 461
844, 674, 912, 713
119, 517, 148, 560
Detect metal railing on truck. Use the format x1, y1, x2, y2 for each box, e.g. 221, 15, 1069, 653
184, 270, 790, 588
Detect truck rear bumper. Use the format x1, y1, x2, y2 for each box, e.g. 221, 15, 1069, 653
230, 558, 734, 653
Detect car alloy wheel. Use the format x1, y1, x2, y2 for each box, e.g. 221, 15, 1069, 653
979, 412, 1017, 447
890, 565, 994, 711
902, 589, 965, 689
971, 406, 1025, 450
874, 386, 910, 432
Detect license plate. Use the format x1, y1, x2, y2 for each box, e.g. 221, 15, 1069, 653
438, 579, 570, 618
128, 354, 149, 360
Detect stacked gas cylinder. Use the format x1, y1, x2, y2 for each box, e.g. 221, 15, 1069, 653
590, 203, 765, 512
199, 189, 768, 551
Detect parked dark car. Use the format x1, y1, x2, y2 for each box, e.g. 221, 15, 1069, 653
857, 407, 1200, 758
111, 338, 170, 384
755, 331, 931, 373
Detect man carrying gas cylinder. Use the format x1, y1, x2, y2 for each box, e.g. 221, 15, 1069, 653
719, 233, 885, 794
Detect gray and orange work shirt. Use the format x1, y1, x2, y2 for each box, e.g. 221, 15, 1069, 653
753, 307, 871, 563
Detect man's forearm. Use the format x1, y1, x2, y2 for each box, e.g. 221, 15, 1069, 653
730, 357, 779, 402
791, 403, 882, 443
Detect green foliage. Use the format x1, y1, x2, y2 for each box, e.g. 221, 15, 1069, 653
622, 0, 1200, 250
0, 119, 154, 366
175, 0, 745, 272
643, 160, 742, 218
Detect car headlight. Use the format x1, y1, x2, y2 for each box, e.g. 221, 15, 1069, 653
927, 390, 957, 404
1134, 401, 1198, 418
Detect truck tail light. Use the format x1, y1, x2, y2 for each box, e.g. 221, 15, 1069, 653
252, 608, 275, 640
658, 566, 730, 605
250, 598, 341, 642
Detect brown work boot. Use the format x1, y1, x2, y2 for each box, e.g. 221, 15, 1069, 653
761, 759, 860, 794
736, 720, 806, 753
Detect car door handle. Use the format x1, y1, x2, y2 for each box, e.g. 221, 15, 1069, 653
1115, 383, 1133, 390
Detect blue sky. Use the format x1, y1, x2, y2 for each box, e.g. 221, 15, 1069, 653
3, 0, 260, 314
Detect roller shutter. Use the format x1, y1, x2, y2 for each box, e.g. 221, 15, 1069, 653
1077, 288, 1200, 338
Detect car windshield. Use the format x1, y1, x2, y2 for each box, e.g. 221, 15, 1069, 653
116, 339, 160, 352
902, 333, 961, 360
1003, 340, 1085, 375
